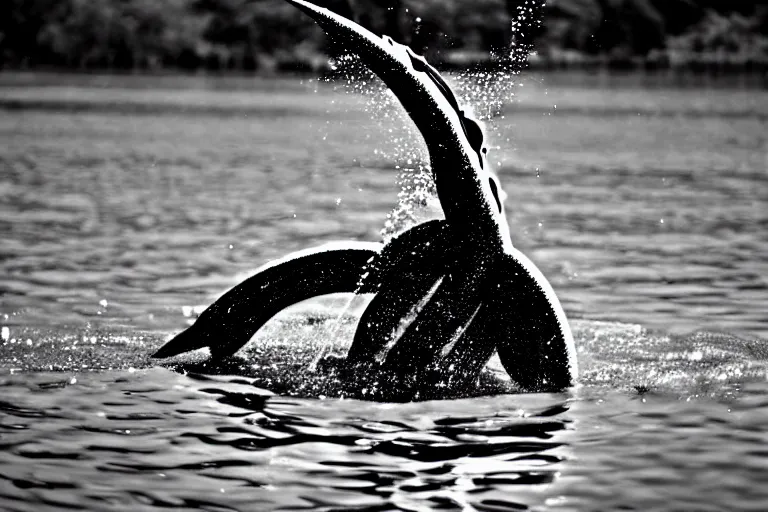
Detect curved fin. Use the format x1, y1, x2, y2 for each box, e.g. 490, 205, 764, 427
421, 302, 495, 395
346, 220, 454, 366
348, 284, 436, 367
379, 268, 485, 394
481, 251, 578, 391
283, 0, 510, 252
151, 242, 382, 359
284, 0, 483, 163
362, 219, 452, 284
420, 251, 578, 393
283, 2, 489, 183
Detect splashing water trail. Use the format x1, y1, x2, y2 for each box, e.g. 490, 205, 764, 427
308, 294, 360, 371
325, 43, 536, 245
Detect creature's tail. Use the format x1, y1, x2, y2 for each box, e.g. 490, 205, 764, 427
151, 242, 382, 359
283, 0, 509, 248
282, 0, 486, 176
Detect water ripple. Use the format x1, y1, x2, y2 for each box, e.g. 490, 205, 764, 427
1, 76, 767, 510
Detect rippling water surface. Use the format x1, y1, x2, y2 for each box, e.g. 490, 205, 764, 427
0, 72, 767, 510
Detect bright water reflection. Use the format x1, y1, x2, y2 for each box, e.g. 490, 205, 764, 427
0, 366, 766, 511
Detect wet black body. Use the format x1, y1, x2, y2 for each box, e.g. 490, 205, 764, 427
152, 0, 578, 400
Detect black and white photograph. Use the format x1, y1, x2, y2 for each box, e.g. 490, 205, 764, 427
1, 0, 766, 510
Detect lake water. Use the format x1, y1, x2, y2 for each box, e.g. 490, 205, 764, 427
0, 72, 766, 511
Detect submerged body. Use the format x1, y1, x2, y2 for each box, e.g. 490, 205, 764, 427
152, 0, 577, 399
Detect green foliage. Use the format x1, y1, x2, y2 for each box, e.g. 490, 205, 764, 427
0, 0, 765, 70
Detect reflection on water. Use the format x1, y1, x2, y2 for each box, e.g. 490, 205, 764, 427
0, 368, 575, 511
0, 366, 766, 511
0, 73, 767, 510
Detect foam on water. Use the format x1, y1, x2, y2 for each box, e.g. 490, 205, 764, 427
2, 315, 765, 402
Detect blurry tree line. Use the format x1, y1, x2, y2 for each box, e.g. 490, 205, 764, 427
1, 0, 767, 72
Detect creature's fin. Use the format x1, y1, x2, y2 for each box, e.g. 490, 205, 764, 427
378, 267, 486, 390
421, 250, 577, 393
282, 0, 510, 250
282, 0, 486, 179
346, 220, 453, 366
469, 251, 578, 391
362, 220, 452, 284
421, 302, 496, 395
151, 242, 382, 359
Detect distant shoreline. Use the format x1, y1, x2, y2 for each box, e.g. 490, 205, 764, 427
2, 71, 765, 121
1, 64, 765, 94
2, 50, 768, 78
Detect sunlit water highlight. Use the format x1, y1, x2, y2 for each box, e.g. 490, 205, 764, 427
0, 72, 767, 510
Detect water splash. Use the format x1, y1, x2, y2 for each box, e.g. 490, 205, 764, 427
323, 33, 535, 243
375, 276, 446, 364
323, 52, 438, 240
307, 294, 360, 371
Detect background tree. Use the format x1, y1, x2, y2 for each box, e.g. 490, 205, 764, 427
1, 0, 765, 71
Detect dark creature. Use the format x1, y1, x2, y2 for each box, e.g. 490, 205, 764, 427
153, 0, 578, 400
